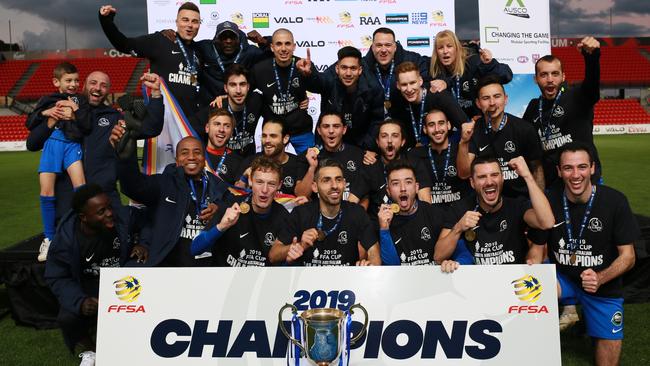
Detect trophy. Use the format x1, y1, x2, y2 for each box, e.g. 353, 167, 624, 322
279, 304, 369, 366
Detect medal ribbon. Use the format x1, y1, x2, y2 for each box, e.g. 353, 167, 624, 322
212, 44, 242, 73
451, 75, 461, 102
175, 37, 198, 90
273, 58, 296, 98
562, 185, 596, 257
188, 173, 208, 217
484, 113, 508, 136
427, 144, 452, 183
227, 103, 247, 142
375, 60, 395, 103
408, 88, 427, 144
317, 209, 343, 239
538, 88, 563, 140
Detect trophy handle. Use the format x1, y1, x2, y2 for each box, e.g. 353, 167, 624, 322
348, 303, 369, 345
278, 303, 307, 355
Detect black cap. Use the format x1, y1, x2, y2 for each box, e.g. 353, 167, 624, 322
214, 21, 239, 40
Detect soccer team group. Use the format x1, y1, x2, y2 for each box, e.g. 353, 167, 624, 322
25, 2, 639, 365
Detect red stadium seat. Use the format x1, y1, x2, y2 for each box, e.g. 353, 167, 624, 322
594, 99, 650, 125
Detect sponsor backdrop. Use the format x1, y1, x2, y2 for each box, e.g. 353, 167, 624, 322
479, 0, 551, 117
97, 266, 561, 365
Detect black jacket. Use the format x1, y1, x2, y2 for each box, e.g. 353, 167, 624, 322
44, 206, 143, 315
26, 93, 91, 142
117, 156, 231, 266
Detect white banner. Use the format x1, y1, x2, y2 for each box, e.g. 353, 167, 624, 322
97, 265, 561, 365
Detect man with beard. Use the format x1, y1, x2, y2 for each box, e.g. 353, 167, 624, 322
204, 108, 243, 185
44, 184, 147, 364
365, 27, 430, 118
377, 160, 449, 265
250, 28, 320, 154
194, 21, 271, 104
310, 112, 364, 203
269, 159, 380, 266
236, 120, 312, 198
456, 75, 544, 197
437, 156, 554, 267
99, 3, 204, 135
191, 156, 290, 266
527, 142, 637, 366
407, 109, 470, 205
356, 120, 431, 220
211, 64, 263, 157
391, 61, 468, 148
111, 135, 226, 267
523, 37, 603, 188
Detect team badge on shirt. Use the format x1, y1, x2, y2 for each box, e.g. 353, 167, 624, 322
338, 231, 348, 245
504, 141, 516, 153
588, 217, 603, 232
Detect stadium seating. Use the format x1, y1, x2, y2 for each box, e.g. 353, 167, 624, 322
0, 115, 28, 141
594, 99, 650, 125
551, 46, 650, 85
0, 60, 31, 95
8, 57, 140, 100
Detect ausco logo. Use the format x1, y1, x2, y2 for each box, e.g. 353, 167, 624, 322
150, 318, 502, 359
407, 37, 430, 47
504, 0, 530, 18
385, 13, 408, 24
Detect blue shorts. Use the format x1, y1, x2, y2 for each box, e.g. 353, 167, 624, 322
38, 131, 82, 174
557, 272, 624, 340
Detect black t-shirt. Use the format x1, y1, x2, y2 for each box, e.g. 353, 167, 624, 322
388, 201, 447, 265
211, 199, 290, 267
206, 148, 243, 185
77, 225, 121, 297
389, 89, 468, 148
165, 182, 211, 267
354, 154, 432, 219
522, 50, 602, 187
239, 153, 309, 196
444, 194, 532, 265
226, 92, 263, 157
527, 185, 639, 298
310, 143, 365, 200
278, 201, 377, 266
407, 144, 470, 206
250, 57, 318, 135
469, 113, 543, 198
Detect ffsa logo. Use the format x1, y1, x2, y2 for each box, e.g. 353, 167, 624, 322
507, 274, 548, 314
108, 275, 146, 313
504, 0, 530, 18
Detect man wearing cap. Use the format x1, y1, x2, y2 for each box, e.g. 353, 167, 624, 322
194, 20, 272, 104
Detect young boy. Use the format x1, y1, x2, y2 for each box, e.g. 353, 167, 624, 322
26, 62, 91, 261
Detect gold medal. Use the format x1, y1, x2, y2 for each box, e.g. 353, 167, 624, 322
390, 203, 400, 214
464, 229, 476, 242
384, 100, 391, 110
570, 253, 576, 265
317, 229, 326, 242
311, 147, 320, 155
190, 74, 197, 86
239, 202, 250, 214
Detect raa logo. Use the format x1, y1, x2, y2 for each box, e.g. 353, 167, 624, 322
114, 275, 142, 302
504, 0, 530, 19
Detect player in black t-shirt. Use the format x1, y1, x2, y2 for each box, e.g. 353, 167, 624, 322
309, 112, 364, 203
356, 119, 432, 219
191, 156, 290, 266
210, 64, 263, 157
204, 108, 243, 185
236, 120, 311, 198
99, 3, 204, 136
523, 37, 603, 188
457, 75, 544, 198
270, 159, 380, 266
390, 61, 468, 148
377, 160, 449, 265
250, 29, 320, 154
527, 142, 637, 365
407, 109, 471, 206
438, 156, 554, 268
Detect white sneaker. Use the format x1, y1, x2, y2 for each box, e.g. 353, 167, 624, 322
37, 238, 51, 262
79, 351, 96, 366
559, 312, 580, 331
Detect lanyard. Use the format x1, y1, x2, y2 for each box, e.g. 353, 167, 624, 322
485, 113, 507, 136
427, 144, 452, 182
317, 208, 343, 238
212, 44, 241, 73
227, 103, 247, 138
176, 38, 199, 91
188, 174, 208, 217
375, 60, 395, 102
451, 75, 461, 102
538, 88, 563, 140
272, 58, 295, 98
562, 185, 596, 253
216, 149, 228, 175
408, 88, 427, 144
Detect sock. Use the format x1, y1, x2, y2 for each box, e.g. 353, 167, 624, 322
40, 195, 57, 240
73, 183, 86, 192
